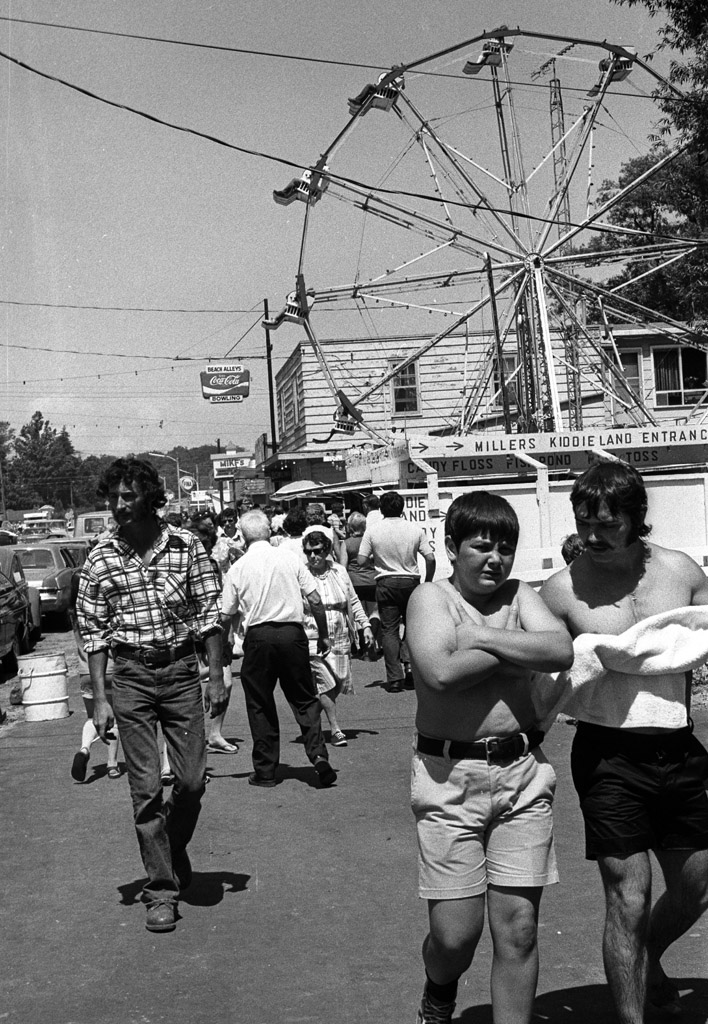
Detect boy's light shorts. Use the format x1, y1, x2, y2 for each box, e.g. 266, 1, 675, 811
411, 742, 559, 899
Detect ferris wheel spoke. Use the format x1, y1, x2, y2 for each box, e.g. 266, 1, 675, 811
544, 271, 658, 425
397, 91, 527, 252
545, 141, 691, 258
551, 265, 708, 351
351, 268, 525, 407
327, 174, 522, 262
545, 242, 698, 271
608, 247, 697, 294
535, 68, 618, 254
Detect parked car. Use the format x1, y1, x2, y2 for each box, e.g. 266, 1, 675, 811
14, 543, 83, 626
0, 547, 34, 672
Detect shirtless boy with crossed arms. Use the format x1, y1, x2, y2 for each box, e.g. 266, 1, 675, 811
406, 491, 573, 1024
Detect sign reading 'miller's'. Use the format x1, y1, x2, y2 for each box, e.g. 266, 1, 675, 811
200, 364, 250, 403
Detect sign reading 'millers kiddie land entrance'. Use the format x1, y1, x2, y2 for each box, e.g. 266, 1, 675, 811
200, 364, 251, 404
396, 427, 708, 483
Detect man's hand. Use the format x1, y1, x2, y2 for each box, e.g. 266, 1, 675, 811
317, 635, 332, 656
204, 672, 229, 718
93, 696, 115, 743
495, 661, 532, 683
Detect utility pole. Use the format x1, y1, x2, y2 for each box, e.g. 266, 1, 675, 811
264, 298, 278, 456
216, 438, 224, 510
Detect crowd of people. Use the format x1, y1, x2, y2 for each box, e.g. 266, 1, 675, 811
67, 455, 708, 1024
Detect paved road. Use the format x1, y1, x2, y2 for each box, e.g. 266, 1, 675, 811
1, 628, 707, 1024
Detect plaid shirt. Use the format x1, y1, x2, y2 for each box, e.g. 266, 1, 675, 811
77, 522, 221, 653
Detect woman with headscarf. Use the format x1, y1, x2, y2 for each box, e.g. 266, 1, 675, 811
301, 526, 373, 746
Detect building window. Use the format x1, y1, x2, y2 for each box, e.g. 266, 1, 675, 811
492, 355, 520, 409
605, 348, 642, 416
653, 347, 708, 406
390, 361, 420, 415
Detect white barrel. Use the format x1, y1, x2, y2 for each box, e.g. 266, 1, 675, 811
18, 653, 70, 722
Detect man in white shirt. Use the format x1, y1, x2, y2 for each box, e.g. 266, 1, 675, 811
358, 491, 435, 692
221, 510, 337, 788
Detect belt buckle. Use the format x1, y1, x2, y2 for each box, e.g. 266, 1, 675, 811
485, 735, 524, 765
144, 648, 169, 668
484, 737, 501, 764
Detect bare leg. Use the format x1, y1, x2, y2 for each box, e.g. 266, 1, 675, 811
597, 852, 652, 1024
423, 895, 486, 985
647, 848, 708, 1005
487, 885, 542, 1024
207, 664, 235, 749
319, 683, 343, 736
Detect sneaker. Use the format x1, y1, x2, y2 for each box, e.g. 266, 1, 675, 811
330, 730, 348, 747
71, 750, 89, 782
416, 992, 455, 1023
314, 757, 337, 787
145, 899, 176, 933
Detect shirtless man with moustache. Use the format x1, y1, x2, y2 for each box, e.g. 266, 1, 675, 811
540, 462, 708, 1024
406, 490, 573, 1024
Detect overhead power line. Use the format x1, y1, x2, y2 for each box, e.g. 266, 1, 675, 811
0, 297, 258, 312
0, 47, 662, 236
0, 15, 660, 99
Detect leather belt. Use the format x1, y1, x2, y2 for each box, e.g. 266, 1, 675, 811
416, 729, 544, 764
114, 641, 195, 668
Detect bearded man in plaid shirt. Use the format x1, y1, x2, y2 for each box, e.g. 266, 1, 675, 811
77, 457, 226, 934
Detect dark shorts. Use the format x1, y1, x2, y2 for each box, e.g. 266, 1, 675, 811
571, 722, 708, 860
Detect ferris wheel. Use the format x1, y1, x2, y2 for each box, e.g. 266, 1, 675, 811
263, 27, 699, 438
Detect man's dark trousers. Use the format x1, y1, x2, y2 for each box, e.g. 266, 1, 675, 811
240, 621, 328, 779
376, 575, 419, 685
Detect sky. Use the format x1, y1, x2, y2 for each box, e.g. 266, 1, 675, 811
0, 0, 669, 457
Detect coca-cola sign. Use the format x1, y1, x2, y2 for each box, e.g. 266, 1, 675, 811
200, 363, 251, 401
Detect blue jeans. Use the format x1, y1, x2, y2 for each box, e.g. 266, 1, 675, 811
375, 576, 419, 683
111, 653, 206, 905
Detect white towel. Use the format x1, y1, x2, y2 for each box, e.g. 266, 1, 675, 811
532, 606, 708, 733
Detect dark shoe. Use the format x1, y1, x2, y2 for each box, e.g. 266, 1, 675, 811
106, 765, 121, 779
71, 750, 89, 782
387, 679, 404, 693
160, 771, 175, 787
330, 730, 348, 747
248, 772, 278, 788
173, 850, 192, 891
145, 899, 176, 933
647, 978, 682, 1017
416, 990, 455, 1023
314, 758, 337, 787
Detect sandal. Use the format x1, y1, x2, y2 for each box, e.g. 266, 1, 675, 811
206, 741, 239, 754
107, 765, 121, 779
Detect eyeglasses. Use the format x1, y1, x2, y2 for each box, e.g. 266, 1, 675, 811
305, 547, 325, 556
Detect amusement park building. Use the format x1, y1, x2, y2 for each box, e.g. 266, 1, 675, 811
263, 322, 707, 493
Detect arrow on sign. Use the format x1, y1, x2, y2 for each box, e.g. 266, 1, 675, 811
410, 443, 429, 454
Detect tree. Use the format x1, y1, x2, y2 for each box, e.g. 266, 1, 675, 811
612, 1, 708, 147
5, 412, 81, 509
583, 147, 708, 324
